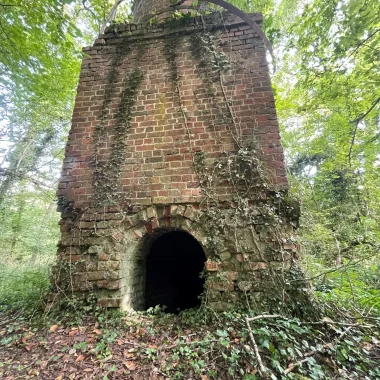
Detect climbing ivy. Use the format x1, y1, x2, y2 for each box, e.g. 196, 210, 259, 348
93, 39, 145, 205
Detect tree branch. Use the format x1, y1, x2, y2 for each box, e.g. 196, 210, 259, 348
82, 0, 100, 32
149, 0, 275, 70
141, 5, 201, 22
351, 96, 380, 125
99, 0, 125, 35
348, 96, 380, 166
341, 239, 375, 254
245, 317, 268, 377
196, 0, 275, 70
246, 314, 283, 322
292, 251, 380, 282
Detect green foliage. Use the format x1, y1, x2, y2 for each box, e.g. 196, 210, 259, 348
314, 263, 380, 314
0, 2, 134, 318
124, 309, 380, 379
0, 1, 84, 201
0, 263, 50, 313
273, 0, 380, 318
0, 188, 59, 260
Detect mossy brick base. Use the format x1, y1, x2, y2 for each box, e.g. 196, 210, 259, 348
54, 12, 300, 311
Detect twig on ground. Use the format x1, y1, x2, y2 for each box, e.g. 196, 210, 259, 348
246, 314, 283, 322
284, 326, 353, 375
0, 309, 24, 327
245, 317, 268, 377
303, 319, 374, 329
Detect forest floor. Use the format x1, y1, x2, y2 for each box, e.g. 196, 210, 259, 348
0, 312, 186, 380
0, 307, 379, 380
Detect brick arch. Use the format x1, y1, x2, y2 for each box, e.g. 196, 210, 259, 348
116, 204, 210, 311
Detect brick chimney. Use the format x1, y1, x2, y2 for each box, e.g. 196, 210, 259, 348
55, 8, 300, 312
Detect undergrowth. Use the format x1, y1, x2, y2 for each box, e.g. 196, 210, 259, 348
304, 260, 380, 317
0, 263, 51, 314
1, 258, 380, 378
0, 303, 379, 379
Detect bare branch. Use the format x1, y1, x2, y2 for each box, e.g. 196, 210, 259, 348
144, 0, 275, 69
284, 327, 352, 375
141, 5, 201, 22
341, 239, 375, 253
175, 0, 275, 70
348, 96, 380, 165
99, 0, 125, 35
292, 251, 380, 282
352, 96, 380, 125
82, 0, 100, 33
245, 317, 268, 377
302, 317, 374, 328
246, 314, 283, 322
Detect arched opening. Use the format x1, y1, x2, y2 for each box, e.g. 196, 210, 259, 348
144, 230, 206, 313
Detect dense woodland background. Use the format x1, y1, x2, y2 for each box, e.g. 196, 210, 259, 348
0, 0, 379, 316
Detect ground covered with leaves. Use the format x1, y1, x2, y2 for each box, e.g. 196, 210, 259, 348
0, 305, 379, 380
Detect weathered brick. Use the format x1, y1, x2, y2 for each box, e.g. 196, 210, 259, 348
208, 281, 235, 292
206, 261, 219, 272
97, 298, 121, 308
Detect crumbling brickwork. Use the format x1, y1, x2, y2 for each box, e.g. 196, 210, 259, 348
55, 11, 299, 311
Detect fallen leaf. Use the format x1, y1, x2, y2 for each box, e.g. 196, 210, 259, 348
50, 325, 59, 333
76, 354, 85, 362
22, 332, 34, 342
201, 376, 209, 380
29, 368, 40, 376
124, 351, 135, 359
40, 361, 48, 369
93, 329, 102, 335
136, 328, 146, 336
124, 361, 137, 371
83, 368, 93, 372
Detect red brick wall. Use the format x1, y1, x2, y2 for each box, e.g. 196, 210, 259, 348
57, 13, 287, 211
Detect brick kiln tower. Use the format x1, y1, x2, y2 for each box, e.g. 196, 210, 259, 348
55, 0, 300, 312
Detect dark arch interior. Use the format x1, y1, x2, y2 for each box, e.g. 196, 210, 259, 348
145, 231, 206, 313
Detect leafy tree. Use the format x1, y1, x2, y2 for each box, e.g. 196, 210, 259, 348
0, 1, 131, 263
273, 0, 380, 311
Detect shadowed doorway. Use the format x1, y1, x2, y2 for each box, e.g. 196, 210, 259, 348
144, 231, 206, 313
